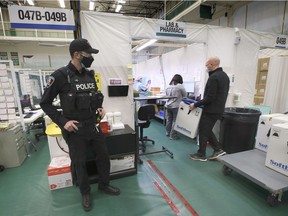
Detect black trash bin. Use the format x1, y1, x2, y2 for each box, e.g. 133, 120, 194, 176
219, 107, 261, 154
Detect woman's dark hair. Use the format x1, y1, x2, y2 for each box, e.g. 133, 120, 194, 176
169, 74, 183, 85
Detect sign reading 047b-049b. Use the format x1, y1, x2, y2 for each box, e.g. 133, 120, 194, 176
8, 5, 75, 30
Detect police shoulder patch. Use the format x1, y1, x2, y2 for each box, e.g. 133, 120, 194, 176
46, 76, 55, 88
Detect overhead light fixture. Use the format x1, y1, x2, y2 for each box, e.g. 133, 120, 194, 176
89, 1, 95, 11
58, 0, 65, 8
115, 4, 122, 13
27, 0, 34, 6
118, 0, 126, 4
136, 39, 157, 52
38, 42, 69, 47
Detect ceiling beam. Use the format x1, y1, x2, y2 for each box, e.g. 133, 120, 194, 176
171, 0, 206, 21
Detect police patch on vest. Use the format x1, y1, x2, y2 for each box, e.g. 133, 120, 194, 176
46, 76, 55, 88
75, 82, 95, 91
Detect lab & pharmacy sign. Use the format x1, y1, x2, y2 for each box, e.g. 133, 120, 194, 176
8, 5, 75, 30
156, 20, 186, 38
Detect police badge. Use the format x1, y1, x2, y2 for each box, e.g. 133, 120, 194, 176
46, 76, 55, 88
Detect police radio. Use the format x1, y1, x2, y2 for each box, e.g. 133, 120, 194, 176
91, 90, 104, 110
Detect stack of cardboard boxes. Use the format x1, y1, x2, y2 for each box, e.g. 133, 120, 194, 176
254, 58, 269, 105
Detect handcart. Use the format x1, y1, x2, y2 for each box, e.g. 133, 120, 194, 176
218, 149, 288, 207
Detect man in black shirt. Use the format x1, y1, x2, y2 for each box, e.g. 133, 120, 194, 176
189, 56, 230, 162
40, 38, 120, 212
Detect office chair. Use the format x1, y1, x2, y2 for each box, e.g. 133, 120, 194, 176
137, 104, 174, 164
31, 116, 46, 141
138, 104, 155, 152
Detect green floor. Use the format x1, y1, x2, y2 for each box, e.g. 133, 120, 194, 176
1, 120, 288, 216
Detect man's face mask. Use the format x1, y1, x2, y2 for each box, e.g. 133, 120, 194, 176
80, 52, 94, 68
81, 56, 94, 68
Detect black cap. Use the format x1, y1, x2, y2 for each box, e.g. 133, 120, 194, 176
69, 38, 99, 56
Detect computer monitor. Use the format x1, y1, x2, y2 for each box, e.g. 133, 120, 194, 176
183, 81, 195, 93
20, 94, 32, 112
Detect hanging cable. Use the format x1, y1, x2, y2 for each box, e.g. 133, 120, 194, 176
56, 136, 69, 154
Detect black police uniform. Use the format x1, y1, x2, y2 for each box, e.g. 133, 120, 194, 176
40, 61, 110, 195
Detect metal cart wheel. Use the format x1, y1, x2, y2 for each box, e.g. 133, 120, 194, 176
0, 165, 5, 172
138, 158, 143, 164
139, 145, 146, 153
267, 194, 280, 207
222, 165, 233, 176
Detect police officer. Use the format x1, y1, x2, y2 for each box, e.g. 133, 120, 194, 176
40, 38, 120, 212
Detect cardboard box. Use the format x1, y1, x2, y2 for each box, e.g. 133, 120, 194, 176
257, 70, 268, 85
47, 156, 73, 190
150, 87, 161, 96
150, 87, 160, 91
255, 113, 285, 152
254, 96, 264, 105
265, 123, 288, 177
258, 58, 270, 71
255, 84, 266, 96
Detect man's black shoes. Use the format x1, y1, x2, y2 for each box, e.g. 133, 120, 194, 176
99, 185, 121, 195
208, 149, 226, 160
81, 186, 120, 211
82, 193, 92, 212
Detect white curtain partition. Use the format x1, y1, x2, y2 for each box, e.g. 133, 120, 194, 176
81, 13, 135, 128
133, 43, 206, 92
80, 11, 286, 128
264, 56, 288, 113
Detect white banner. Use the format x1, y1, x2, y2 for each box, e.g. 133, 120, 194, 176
8, 5, 75, 30
156, 20, 186, 38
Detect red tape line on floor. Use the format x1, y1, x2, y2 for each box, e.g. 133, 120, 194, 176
153, 181, 180, 215
148, 160, 199, 216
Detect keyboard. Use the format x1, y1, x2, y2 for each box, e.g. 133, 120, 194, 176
30, 107, 41, 111
30, 105, 41, 111
24, 113, 34, 118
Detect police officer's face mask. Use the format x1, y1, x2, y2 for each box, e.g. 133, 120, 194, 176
81, 56, 94, 68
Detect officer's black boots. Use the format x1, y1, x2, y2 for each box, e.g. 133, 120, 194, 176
98, 185, 121, 195
81, 186, 120, 211
82, 193, 92, 212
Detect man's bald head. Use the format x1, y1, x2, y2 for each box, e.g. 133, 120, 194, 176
206, 56, 220, 71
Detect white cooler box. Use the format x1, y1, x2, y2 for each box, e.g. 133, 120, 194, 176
45, 122, 69, 159
265, 123, 288, 177
254, 113, 286, 152
174, 101, 202, 139
47, 156, 73, 190
110, 154, 135, 173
